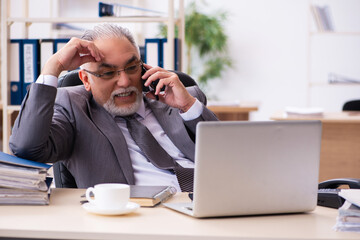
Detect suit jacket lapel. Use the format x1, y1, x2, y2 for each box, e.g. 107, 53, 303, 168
145, 98, 195, 161
88, 98, 135, 184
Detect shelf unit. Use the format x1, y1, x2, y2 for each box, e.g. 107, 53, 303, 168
306, 0, 360, 108
0, 0, 185, 153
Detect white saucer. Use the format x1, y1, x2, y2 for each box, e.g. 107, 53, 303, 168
82, 202, 140, 216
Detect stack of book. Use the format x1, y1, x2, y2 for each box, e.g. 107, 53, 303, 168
334, 190, 360, 232
0, 151, 52, 205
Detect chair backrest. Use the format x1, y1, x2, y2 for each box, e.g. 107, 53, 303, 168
343, 100, 360, 111
53, 69, 197, 188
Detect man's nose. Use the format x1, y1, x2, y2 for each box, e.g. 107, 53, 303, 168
115, 71, 131, 87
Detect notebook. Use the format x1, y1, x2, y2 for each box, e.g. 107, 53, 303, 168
163, 120, 322, 218
130, 185, 176, 207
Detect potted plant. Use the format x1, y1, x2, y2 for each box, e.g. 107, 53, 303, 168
159, 1, 232, 89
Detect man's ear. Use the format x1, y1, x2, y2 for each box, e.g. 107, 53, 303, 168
78, 70, 91, 92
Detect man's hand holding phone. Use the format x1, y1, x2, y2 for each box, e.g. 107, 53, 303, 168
141, 63, 196, 113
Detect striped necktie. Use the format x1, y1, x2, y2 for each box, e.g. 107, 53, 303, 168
119, 115, 194, 192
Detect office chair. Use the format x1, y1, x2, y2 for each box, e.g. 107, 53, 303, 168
53, 69, 198, 188
342, 100, 360, 111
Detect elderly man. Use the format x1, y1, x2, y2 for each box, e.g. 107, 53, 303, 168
10, 23, 218, 192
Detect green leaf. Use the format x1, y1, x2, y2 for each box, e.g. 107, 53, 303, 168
158, 0, 233, 87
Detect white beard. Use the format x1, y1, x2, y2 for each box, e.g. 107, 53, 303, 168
103, 86, 142, 116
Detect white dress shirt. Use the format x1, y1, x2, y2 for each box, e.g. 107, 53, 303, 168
36, 75, 202, 192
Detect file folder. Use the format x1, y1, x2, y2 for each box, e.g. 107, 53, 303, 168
144, 38, 162, 67
162, 38, 180, 70
53, 39, 69, 53
144, 38, 180, 70
22, 39, 40, 99
40, 39, 54, 71
54, 39, 70, 77
10, 39, 23, 105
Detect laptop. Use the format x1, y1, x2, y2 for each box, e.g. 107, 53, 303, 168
163, 120, 322, 218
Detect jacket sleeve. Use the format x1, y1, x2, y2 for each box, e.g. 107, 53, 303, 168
183, 86, 219, 134
9, 83, 75, 163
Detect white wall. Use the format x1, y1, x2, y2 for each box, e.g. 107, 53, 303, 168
189, 0, 360, 120
7, 0, 360, 120
202, 0, 309, 120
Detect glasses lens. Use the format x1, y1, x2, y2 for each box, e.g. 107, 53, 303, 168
101, 71, 117, 80
124, 64, 141, 75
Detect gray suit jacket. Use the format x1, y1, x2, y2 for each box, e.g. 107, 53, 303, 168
10, 83, 218, 188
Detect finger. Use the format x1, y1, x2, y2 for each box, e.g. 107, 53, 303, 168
142, 66, 166, 80
142, 63, 153, 70
144, 70, 173, 86
85, 45, 102, 62
78, 55, 97, 65
87, 45, 103, 62
157, 92, 166, 102
141, 63, 153, 80
154, 77, 174, 95
77, 40, 103, 62
145, 91, 157, 100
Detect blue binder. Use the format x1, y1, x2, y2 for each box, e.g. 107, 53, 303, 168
40, 39, 55, 70
144, 38, 162, 67
53, 38, 70, 53
160, 38, 179, 71
22, 39, 40, 99
0, 151, 51, 170
144, 38, 179, 70
53, 39, 71, 77
10, 39, 23, 105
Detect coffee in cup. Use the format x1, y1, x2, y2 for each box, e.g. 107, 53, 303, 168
85, 183, 130, 210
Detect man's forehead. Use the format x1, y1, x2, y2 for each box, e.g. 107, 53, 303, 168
94, 37, 137, 52
83, 37, 139, 69
96, 55, 139, 69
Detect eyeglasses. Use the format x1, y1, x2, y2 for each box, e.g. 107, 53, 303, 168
83, 62, 142, 80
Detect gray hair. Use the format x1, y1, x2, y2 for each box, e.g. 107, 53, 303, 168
81, 23, 140, 55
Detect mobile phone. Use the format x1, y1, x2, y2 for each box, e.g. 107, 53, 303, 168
141, 65, 159, 100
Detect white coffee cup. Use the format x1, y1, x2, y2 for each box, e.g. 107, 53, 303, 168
85, 183, 130, 210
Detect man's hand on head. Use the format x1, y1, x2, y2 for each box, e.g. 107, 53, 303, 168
142, 64, 196, 112
41, 37, 104, 77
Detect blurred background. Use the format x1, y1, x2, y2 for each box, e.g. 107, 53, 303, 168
3, 0, 360, 121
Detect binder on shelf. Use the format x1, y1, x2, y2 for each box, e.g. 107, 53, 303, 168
53, 39, 70, 77
98, 2, 165, 17
22, 39, 40, 99
144, 38, 162, 67
162, 38, 180, 71
40, 39, 54, 71
144, 38, 179, 70
10, 39, 23, 105
40, 38, 70, 71
53, 38, 70, 53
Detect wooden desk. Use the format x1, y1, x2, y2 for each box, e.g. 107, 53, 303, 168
207, 104, 258, 121
0, 188, 358, 240
271, 111, 360, 182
